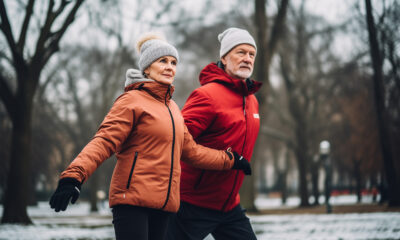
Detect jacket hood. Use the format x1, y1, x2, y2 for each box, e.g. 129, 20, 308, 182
124, 68, 174, 101
199, 62, 262, 96
125, 68, 154, 87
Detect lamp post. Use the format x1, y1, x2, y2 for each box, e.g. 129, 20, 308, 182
320, 140, 332, 213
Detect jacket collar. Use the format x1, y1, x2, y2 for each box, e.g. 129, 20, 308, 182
199, 62, 262, 96
124, 70, 174, 102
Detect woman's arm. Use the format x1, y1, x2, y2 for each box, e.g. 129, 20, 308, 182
60, 92, 136, 183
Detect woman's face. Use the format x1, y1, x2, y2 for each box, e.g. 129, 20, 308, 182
144, 56, 177, 85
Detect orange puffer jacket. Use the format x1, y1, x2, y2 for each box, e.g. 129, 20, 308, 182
60, 79, 233, 213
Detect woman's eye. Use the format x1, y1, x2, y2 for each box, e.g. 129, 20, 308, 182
160, 59, 167, 63
171, 61, 177, 65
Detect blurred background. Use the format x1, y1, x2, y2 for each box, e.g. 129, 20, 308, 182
0, 0, 399, 234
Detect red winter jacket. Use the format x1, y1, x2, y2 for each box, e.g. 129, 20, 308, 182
180, 62, 262, 212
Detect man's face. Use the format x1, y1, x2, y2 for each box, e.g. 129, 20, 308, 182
221, 44, 256, 80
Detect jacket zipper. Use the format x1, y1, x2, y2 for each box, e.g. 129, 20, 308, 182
126, 152, 138, 189
221, 95, 248, 211
161, 86, 175, 210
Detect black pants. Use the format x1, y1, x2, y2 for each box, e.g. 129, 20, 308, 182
166, 202, 257, 240
112, 205, 172, 240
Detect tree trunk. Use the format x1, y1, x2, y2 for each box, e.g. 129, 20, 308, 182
1, 97, 33, 224
0, 0, 84, 224
244, 0, 289, 212
239, 173, 257, 212
290, 96, 310, 207
354, 159, 362, 203
311, 158, 320, 205
239, 0, 269, 212
281, 147, 290, 205
295, 148, 310, 206
259, 154, 268, 193
365, 0, 400, 206
281, 170, 288, 205
89, 171, 99, 212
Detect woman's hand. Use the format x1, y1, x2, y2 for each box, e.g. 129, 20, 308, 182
49, 177, 81, 212
227, 151, 252, 175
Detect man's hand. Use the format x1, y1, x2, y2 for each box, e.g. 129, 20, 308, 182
227, 151, 252, 175
49, 178, 81, 212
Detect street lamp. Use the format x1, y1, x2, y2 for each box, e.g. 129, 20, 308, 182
320, 140, 332, 213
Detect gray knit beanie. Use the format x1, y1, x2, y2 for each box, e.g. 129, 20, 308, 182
218, 28, 257, 58
137, 33, 179, 73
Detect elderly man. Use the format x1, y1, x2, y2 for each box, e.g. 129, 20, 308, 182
167, 27, 261, 240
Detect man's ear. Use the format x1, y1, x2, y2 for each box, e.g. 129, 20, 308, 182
220, 56, 227, 65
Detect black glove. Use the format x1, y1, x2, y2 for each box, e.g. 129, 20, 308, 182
49, 177, 81, 212
228, 151, 252, 175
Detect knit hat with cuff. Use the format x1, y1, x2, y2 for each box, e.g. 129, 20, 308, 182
137, 33, 179, 73
218, 28, 257, 58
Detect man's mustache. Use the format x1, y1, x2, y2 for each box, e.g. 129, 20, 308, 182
239, 64, 252, 70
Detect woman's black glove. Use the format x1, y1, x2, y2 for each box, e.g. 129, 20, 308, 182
227, 151, 252, 175
49, 177, 81, 212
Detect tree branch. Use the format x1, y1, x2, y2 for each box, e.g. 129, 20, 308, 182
267, 0, 289, 65
0, 0, 19, 61
67, 71, 87, 134
32, 0, 56, 63
269, 89, 296, 129
17, 0, 35, 53
32, 0, 71, 64
41, 0, 84, 68
279, 53, 294, 91
0, 72, 15, 120
0, 48, 13, 65
53, 0, 70, 18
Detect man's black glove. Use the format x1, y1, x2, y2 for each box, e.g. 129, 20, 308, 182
49, 177, 81, 212
227, 151, 252, 175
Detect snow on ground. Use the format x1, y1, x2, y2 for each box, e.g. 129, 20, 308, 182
255, 194, 378, 209
250, 213, 400, 240
1, 195, 399, 240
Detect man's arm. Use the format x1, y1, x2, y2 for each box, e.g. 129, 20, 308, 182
181, 88, 216, 138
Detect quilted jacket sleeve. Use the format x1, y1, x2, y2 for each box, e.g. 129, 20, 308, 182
181, 88, 216, 139
181, 124, 234, 170
60, 92, 136, 183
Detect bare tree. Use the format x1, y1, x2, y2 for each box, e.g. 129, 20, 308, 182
239, 0, 289, 212
275, 1, 345, 206
364, 0, 400, 206
336, 76, 381, 203
0, 0, 84, 224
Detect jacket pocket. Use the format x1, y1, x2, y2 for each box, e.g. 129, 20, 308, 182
126, 152, 138, 189
193, 170, 205, 189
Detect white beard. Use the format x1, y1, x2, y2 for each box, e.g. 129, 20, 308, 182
233, 69, 253, 79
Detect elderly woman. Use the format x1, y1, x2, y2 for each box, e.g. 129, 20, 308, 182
49, 33, 251, 240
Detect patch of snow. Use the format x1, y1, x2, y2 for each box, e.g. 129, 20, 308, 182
1, 196, 399, 240
255, 194, 378, 210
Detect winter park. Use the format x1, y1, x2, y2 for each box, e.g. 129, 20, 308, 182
1, 195, 400, 240
1, 0, 400, 240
